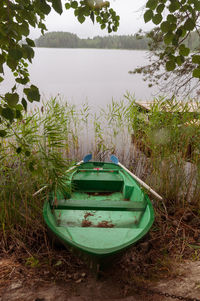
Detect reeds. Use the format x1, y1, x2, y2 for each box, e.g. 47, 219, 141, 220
127, 96, 200, 207
0, 95, 200, 253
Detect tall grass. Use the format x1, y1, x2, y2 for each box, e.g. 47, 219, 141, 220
128, 97, 200, 206
0, 96, 200, 253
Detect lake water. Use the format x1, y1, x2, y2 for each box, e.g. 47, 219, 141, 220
2, 48, 159, 107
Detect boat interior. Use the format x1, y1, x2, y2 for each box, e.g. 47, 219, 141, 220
45, 162, 153, 254
50, 162, 147, 220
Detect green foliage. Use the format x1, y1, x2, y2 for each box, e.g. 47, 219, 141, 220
0, 130, 6, 138
144, 9, 154, 23
193, 68, 200, 78
5, 93, 19, 107
35, 31, 149, 50
135, 0, 200, 96
166, 60, 176, 71
0, 0, 119, 136
127, 96, 200, 205
24, 85, 40, 103
0, 96, 200, 253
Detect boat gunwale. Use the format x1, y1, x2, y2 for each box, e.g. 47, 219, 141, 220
43, 161, 154, 257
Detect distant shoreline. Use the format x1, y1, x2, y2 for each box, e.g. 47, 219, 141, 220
35, 30, 199, 51
35, 47, 148, 51
35, 31, 149, 50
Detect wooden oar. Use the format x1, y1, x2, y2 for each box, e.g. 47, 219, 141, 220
110, 155, 163, 201
33, 154, 92, 197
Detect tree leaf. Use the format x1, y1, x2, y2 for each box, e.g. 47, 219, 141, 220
0, 64, 4, 74
26, 38, 35, 47
192, 55, 200, 64
82, 5, 90, 16
74, 8, 79, 16
193, 0, 200, 11
156, 4, 165, 13
184, 18, 195, 31
193, 68, 200, 78
179, 44, 190, 56
167, 14, 177, 23
112, 25, 118, 32
172, 35, 179, 46
176, 28, 183, 37
22, 98, 27, 111
24, 85, 40, 102
152, 14, 162, 25
1, 107, 15, 122
144, 9, 153, 23
65, 3, 71, 9
176, 56, 184, 66
90, 11, 95, 23
164, 32, 174, 44
169, 1, 180, 12
7, 56, 18, 70
16, 109, 22, 119
0, 54, 5, 65
9, 48, 23, 60
16, 77, 29, 85
78, 14, 86, 24
0, 130, 7, 137
161, 21, 170, 32
5, 93, 19, 107
51, 0, 63, 14
22, 45, 35, 62
166, 60, 176, 71
71, 1, 78, 9
19, 22, 30, 37
12, 84, 17, 92
146, 0, 158, 10
36, 0, 51, 14
16, 104, 24, 111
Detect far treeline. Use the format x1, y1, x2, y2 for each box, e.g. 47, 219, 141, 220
35, 31, 200, 50
35, 31, 149, 49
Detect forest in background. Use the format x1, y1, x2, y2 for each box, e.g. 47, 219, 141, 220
35, 31, 149, 49
35, 31, 200, 50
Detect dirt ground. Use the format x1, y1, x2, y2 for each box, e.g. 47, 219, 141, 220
1, 206, 200, 301
1, 256, 200, 301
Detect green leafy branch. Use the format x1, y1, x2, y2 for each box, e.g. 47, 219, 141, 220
0, 0, 119, 136
133, 0, 200, 96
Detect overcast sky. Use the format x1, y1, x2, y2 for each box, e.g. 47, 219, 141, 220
31, 0, 153, 39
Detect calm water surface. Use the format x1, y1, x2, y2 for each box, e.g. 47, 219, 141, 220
2, 48, 158, 106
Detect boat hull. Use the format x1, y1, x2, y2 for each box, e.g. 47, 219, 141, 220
43, 161, 154, 259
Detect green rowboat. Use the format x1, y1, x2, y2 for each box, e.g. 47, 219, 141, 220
43, 159, 154, 259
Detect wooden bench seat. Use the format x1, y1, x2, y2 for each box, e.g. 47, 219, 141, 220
50, 199, 147, 211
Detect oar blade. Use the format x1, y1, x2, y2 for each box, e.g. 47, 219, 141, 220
83, 154, 92, 163
110, 155, 119, 164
